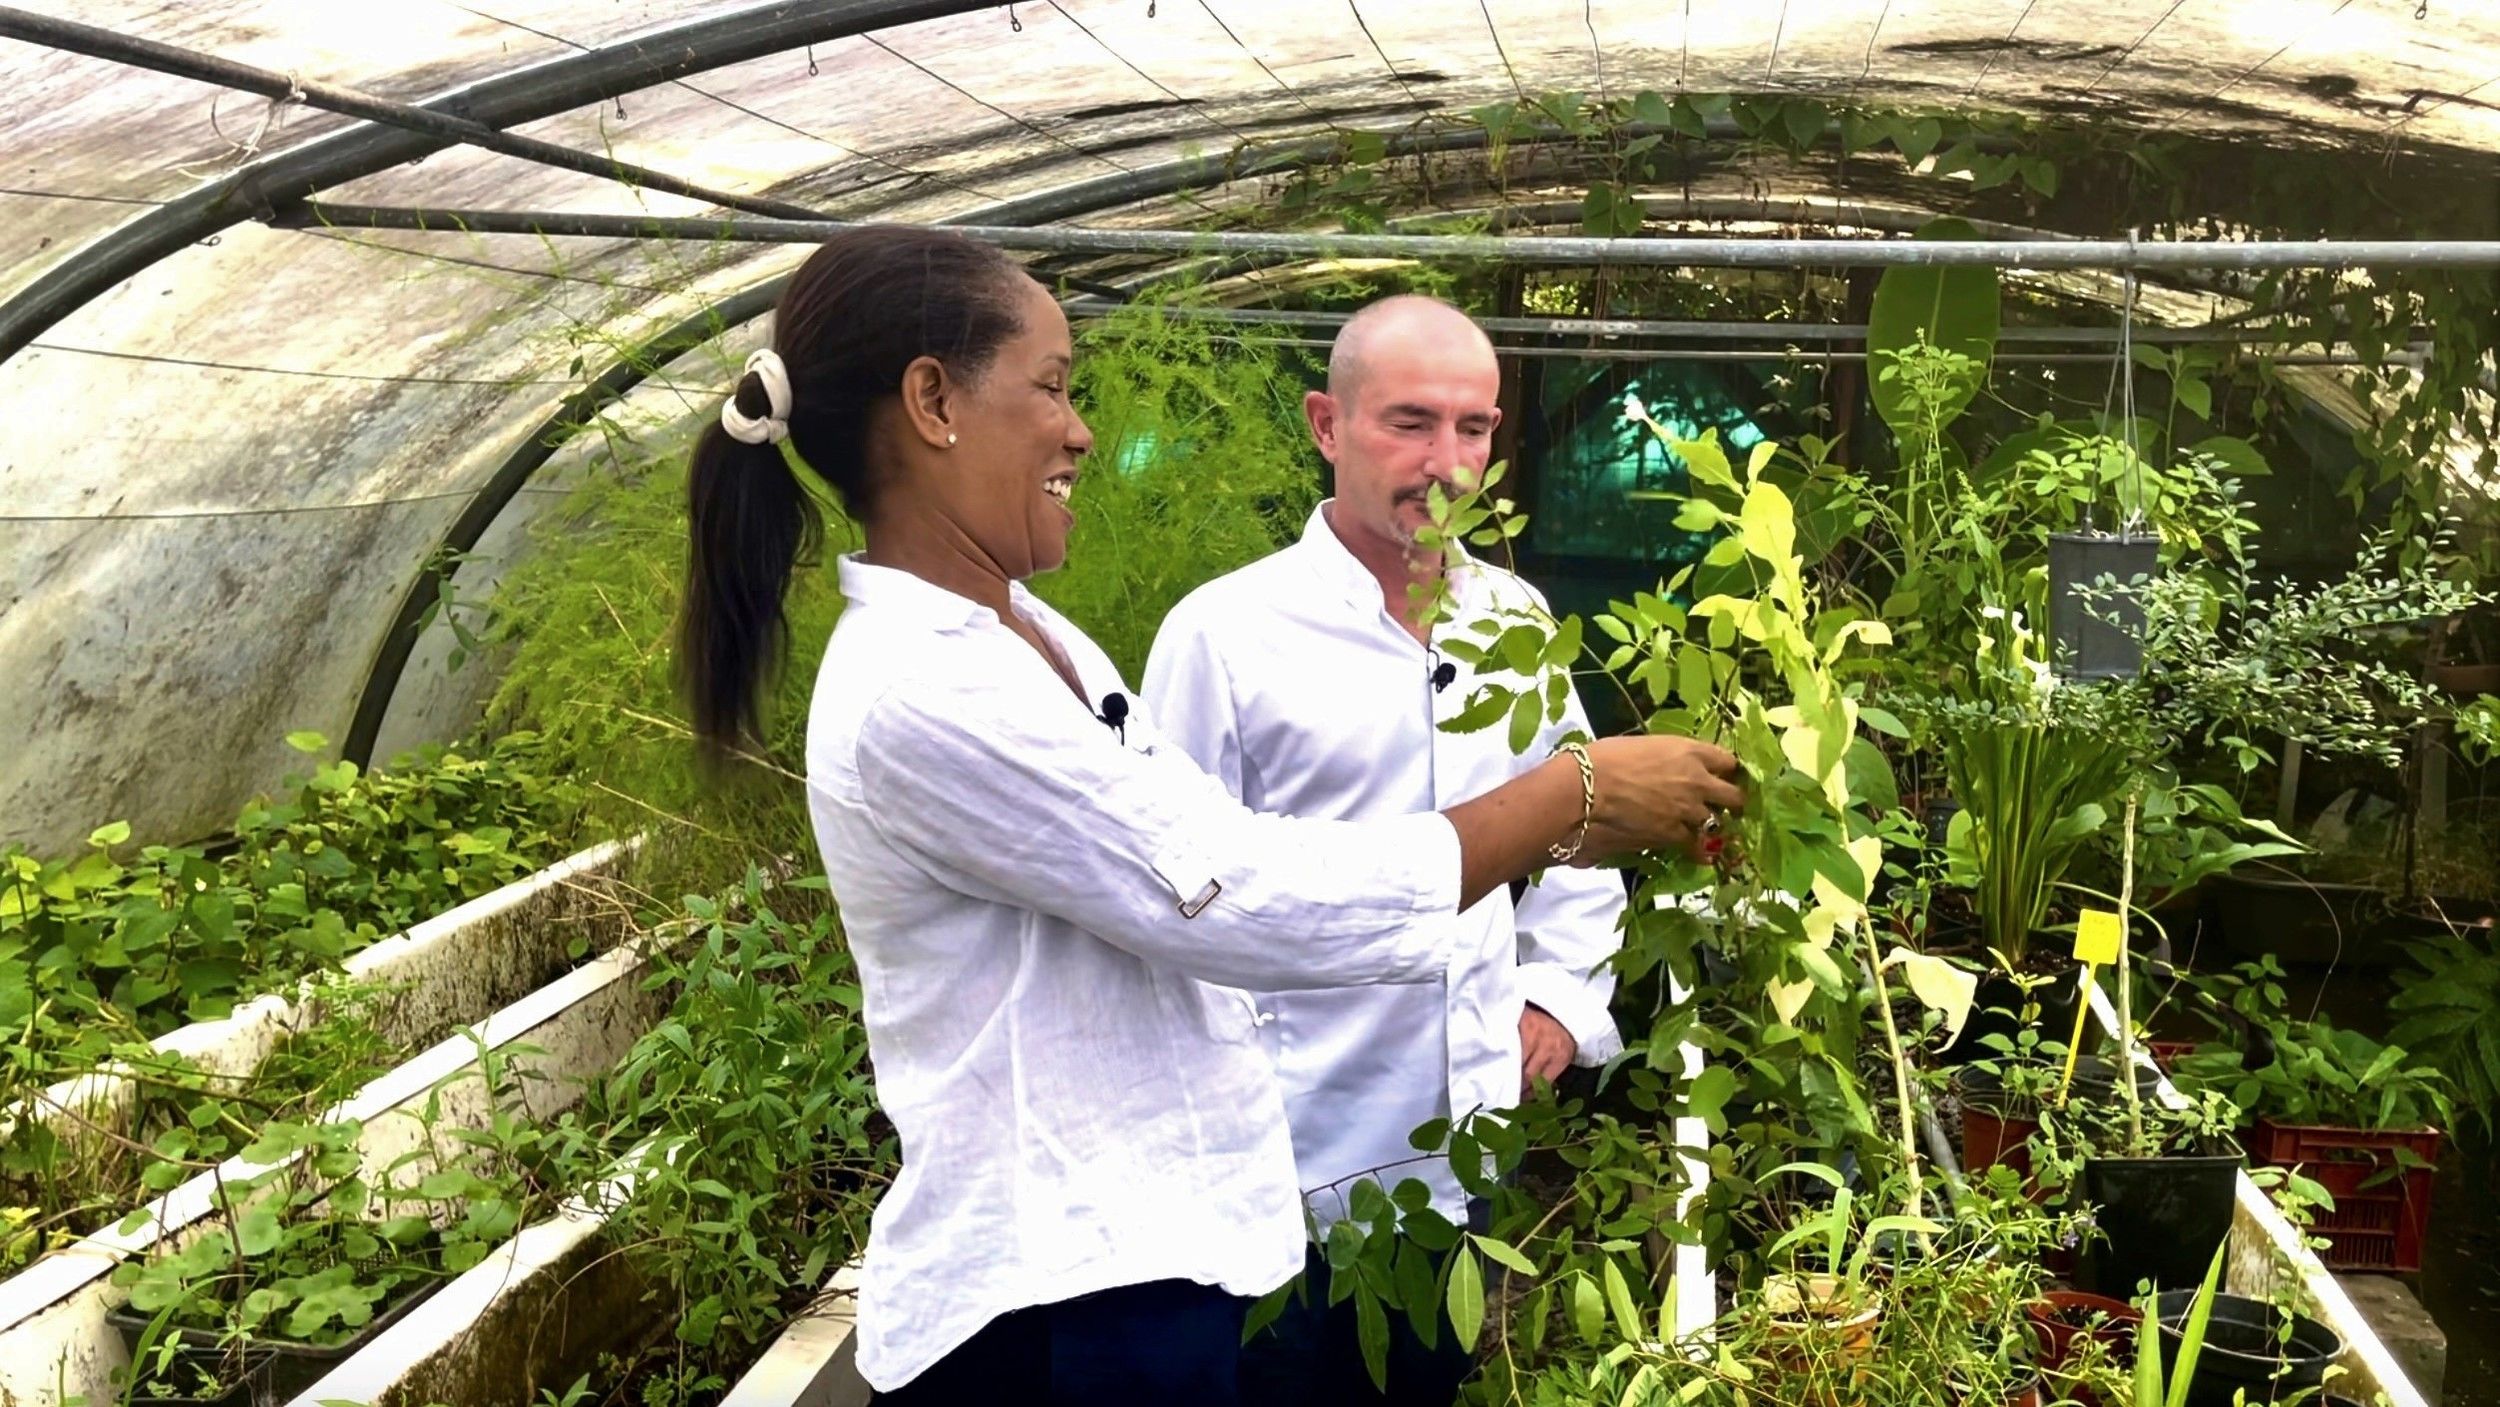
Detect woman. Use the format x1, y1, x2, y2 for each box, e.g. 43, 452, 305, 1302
680, 227, 1742, 1403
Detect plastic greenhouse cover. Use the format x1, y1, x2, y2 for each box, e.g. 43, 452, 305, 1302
3, 0, 2498, 851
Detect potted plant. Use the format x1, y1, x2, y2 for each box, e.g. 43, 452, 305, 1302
104, 1109, 524, 1405
2033, 1078, 2247, 1300
2171, 962, 2451, 1273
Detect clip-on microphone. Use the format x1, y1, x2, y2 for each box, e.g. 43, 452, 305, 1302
1097, 691, 1129, 744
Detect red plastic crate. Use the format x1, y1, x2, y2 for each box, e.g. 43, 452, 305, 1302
2251, 1119, 2443, 1273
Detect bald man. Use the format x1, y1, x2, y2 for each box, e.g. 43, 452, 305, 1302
1144, 295, 1628, 1404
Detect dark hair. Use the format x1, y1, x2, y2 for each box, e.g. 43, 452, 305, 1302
680, 226, 1028, 754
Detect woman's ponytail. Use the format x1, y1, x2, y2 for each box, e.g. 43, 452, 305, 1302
680, 357, 821, 757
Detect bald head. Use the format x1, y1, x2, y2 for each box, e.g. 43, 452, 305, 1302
1326, 295, 1498, 412
1305, 293, 1504, 563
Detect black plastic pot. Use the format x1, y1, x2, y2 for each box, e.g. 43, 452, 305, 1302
2078, 1151, 2244, 1298
108, 1344, 268, 1407
1938, 964, 2085, 1065
109, 1278, 441, 1405
2154, 1289, 2345, 1407
2067, 1054, 2167, 1106
2048, 531, 2160, 680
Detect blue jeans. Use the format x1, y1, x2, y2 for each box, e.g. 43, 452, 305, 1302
870, 1278, 1248, 1405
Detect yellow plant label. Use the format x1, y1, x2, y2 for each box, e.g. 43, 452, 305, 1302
2072, 909, 2124, 966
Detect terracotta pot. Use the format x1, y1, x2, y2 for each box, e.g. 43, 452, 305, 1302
1761, 1272, 1881, 1405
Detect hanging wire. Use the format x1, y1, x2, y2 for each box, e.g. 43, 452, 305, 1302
1764, 0, 1790, 81
0, 482, 576, 525
26, 339, 713, 393
1965, 0, 2040, 101
1583, 0, 1606, 104
806, 43, 819, 77
1046, 1, 1259, 144
1851, 0, 1894, 101
1681, 0, 1693, 92
0, 185, 164, 206
295, 227, 680, 296
1478, 0, 1530, 105
1194, 0, 1328, 122
861, 33, 1230, 218
2083, 0, 2191, 95
445, 3, 1012, 208
1345, 0, 1425, 112
2119, 229, 2147, 536
2191, 0, 2361, 110
1009, 3, 1023, 31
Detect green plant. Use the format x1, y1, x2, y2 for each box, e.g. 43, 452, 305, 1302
2389, 927, 2500, 1139
2133, 1243, 2229, 1407
2173, 959, 2453, 1133
0, 731, 577, 1060
579, 873, 888, 1397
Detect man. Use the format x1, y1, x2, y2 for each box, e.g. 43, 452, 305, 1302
1143, 295, 1629, 1404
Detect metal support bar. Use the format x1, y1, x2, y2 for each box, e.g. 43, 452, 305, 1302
1056, 298, 2426, 350
0, 0, 996, 368
1238, 336, 2403, 367
0, 5, 826, 220
278, 202, 2500, 269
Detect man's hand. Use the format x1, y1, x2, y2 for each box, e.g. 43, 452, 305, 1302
1520, 1004, 1576, 1096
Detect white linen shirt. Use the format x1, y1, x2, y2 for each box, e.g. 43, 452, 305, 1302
805, 557, 1471, 1390
1143, 504, 1630, 1229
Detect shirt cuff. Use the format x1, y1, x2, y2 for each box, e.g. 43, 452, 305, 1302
1516, 961, 1624, 1067
1395, 811, 1465, 920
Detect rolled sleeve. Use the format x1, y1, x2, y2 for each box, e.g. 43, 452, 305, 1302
855, 672, 1462, 992
1515, 957, 1625, 1066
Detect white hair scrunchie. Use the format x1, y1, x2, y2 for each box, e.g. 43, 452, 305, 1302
720, 348, 794, 446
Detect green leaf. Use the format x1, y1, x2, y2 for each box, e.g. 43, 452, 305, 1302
1471, 1233, 1538, 1275
87, 821, 131, 849
1570, 1270, 1605, 1346
1867, 217, 2001, 436
1507, 690, 1542, 756
1447, 1246, 1486, 1354
1355, 1284, 1391, 1390
237, 1204, 283, 1257
1684, 1064, 1738, 1134
284, 731, 329, 755
2175, 375, 2212, 421
1780, 100, 1828, 151
1897, 116, 1943, 165
1603, 1256, 1644, 1342
681, 1293, 725, 1347
2189, 434, 2270, 478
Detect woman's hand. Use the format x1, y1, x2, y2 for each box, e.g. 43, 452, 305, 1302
1577, 735, 1745, 862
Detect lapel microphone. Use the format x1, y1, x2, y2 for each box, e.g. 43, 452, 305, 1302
1097, 691, 1129, 744
1430, 659, 1457, 693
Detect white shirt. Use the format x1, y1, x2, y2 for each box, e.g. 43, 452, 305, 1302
1143, 505, 1629, 1228
804, 557, 1470, 1390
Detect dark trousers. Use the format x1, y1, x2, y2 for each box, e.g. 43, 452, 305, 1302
1238, 1214, 1484, 1407
869, 1277, 1247, 1405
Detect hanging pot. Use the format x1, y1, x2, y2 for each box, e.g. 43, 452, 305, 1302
2048, 531, 2161, 680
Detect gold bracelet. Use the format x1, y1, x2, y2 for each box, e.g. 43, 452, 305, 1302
1548, 741, 1595, 862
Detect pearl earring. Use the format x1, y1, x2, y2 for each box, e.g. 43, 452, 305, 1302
946, 432, 958, 446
